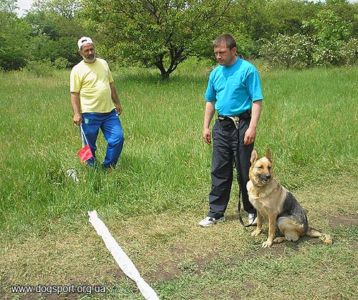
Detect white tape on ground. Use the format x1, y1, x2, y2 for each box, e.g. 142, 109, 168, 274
88, 210, 159, 300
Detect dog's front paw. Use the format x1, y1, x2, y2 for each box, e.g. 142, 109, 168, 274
251, 228, 262, 237
262, 240, 273, 248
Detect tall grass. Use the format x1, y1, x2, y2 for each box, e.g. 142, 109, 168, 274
258, 66, 358, 187
0, 62, 357, 239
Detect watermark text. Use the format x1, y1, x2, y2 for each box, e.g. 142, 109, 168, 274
11, 284, 106, 295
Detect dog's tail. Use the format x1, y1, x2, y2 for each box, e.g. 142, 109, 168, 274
306, 227, 333, 245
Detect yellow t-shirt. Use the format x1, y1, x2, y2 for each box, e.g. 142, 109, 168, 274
70, 58, 115, 113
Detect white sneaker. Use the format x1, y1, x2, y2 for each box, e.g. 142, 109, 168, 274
248, 213, 257, 226
198, 216, 225, 227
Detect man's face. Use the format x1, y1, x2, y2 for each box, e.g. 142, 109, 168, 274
80, 43, 96, 63
214, 42, 236, 66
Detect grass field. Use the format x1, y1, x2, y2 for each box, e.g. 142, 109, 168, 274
0, 61, 357, 299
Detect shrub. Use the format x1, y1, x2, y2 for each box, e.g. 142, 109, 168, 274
24, 60, 54, 77
259, 34, 314, 69
53, 57, 69, 69
340, 38, 358, 65
312, 43, 343, 66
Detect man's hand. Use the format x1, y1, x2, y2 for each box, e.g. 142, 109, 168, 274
202, 102, 215, 145
73, 113, 82, 126
244, 126, 256, 145
244, 100, 262, 145
70, 92, 82, 126
115, 103, 122, 115
203, 128, 211, 145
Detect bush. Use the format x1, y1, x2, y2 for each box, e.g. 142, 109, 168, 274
259, 34, 314, 69
312, 44, 342, 66
24, 60, 54, 77
260, 34, 358, 69
232, 32, 256, 58
340, 38, 358, 65
53, 57, 69, 69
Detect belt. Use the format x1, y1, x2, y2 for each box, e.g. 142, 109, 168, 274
218, 116, 240, 129
218, 110, 251, 120
218, 110, 251, 129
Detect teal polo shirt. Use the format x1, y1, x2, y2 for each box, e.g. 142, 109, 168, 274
205, 58, 263, 116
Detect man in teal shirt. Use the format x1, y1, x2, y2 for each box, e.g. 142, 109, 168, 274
199, 34, 263, 227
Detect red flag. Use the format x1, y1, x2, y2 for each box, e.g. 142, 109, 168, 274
77, 144, 93, 163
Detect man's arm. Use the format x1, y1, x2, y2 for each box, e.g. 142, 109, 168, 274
70, 92, 82, 125
244, 100, 262, 145
202, 101, 216, 145
110, 82, 122, 115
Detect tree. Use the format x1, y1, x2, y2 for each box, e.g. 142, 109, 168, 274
218, 0, 320, 58
31, 0, 82, 19
263, 0, 320, 36
0, 0, 17, 13
0, 11, 31, 70
303, 8, 352, 65
82, 0, 234, 79
25, 0, 85, 67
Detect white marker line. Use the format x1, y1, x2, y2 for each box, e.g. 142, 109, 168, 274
88, 210, 159, 300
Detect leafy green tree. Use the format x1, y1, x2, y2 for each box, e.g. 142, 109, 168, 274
0, 11, 31, 70
25, 0, 85, 66
326, 0, 357, 39
0, 0, 17, 13
303, 8, 352, 65
219, 0, 268, 57
82, 0, 234, 79
264, 0, 320, 36
223, 0, 320, 57
31, 0, 81, 19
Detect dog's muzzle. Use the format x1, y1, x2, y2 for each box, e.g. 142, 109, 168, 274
259, 174, 271, 183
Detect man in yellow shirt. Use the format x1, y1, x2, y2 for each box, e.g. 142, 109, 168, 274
70, 37, 124, 170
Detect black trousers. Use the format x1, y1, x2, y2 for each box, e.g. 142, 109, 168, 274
208, 118, 256, 219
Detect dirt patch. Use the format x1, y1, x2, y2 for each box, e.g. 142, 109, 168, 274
105, 267, 126, 280
256, 242, 287, 255
145, 258, 181, 282
353, 241, 358, 250
145, 247, 219, 282
328, 215, 358, 228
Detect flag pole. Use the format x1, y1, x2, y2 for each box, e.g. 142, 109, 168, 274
80, 124, 90, 146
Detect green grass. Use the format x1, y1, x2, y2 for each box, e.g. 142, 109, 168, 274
0, 62, 357, 299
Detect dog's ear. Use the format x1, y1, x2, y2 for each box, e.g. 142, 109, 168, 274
265, 149, 272, 162
250, 149, 258, 164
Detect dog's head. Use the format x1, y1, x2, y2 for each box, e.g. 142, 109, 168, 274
249, 149, 273, 187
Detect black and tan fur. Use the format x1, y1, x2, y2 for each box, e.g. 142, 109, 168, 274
247, 149, 332, 248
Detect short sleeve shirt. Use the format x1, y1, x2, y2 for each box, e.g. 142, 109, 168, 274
205, 58, 263, 116
70, 58, 115, 113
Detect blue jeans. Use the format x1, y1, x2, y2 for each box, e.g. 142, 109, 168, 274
81, 109, 124, 169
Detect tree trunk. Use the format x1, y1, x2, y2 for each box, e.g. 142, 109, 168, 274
160, 71, 170, 80
155, 56, 171, 80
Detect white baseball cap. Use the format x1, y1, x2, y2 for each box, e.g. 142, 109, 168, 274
77, 37, 93, 50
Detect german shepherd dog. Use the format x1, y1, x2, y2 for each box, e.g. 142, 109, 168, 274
247, 149, 332, 248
